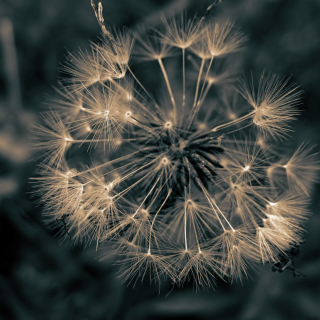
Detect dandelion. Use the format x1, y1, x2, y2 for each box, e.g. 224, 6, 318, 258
33, 2, 319, 288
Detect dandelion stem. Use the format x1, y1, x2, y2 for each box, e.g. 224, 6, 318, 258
147, 171, 173, 211
198, 81, 213, 108
198, 180, 225, 231
189, 205, 201, 253
158, 58, 176, 123
130, 116, 154, 132
197, 177, 235, 231
148, 188, 172, 255
78, 106, 100, 115
186, 58, 206, 130
182, 48, 186, 108
211, 111, 255, 132
184, 187, 188, 251
211, 199, 235, 231
117, 159, 157, 184
76, 148, 152, 176
114, 169, 154, 199
127, 66, 158, 107
189, 81, 213, 128
193, 58, 205, 108
198, 55, 214, 102
132, 170, 163, 218
82, 157, 156, 191
70, 138, 139, 143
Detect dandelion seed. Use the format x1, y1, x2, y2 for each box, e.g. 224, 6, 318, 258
32, 112, 73, 168
238, 71, 302, 138
134, 28, 173, 61
204, 20, 246, 57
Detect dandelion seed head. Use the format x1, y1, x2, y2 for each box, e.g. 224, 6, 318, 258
32, 5, 318, 287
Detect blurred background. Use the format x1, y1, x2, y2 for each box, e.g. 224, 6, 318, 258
0, 0, 320, 319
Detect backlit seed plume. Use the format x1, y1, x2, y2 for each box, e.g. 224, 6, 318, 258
238, 72, 302, 138
32, 2, 319, 288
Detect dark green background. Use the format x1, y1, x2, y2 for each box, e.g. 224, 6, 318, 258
0, 0, 320, 319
